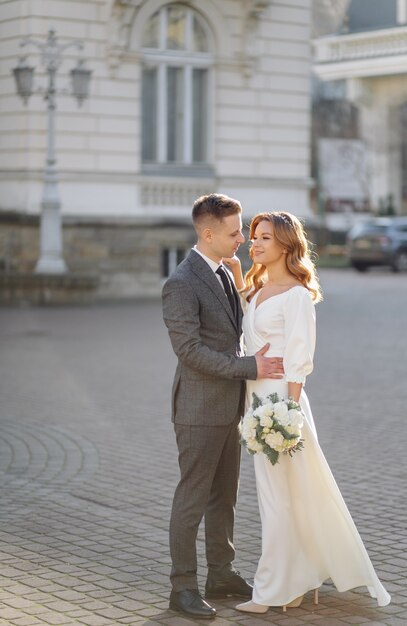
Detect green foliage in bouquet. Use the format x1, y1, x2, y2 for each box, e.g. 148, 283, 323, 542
240, 392, 305, 465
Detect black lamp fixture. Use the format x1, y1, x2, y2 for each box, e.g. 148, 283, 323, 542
12, 57, 35, 104
70, 58, 92, 106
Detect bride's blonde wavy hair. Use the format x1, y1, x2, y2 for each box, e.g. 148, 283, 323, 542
241, 212, 322, 303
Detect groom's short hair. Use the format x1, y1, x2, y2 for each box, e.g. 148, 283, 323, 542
192, 193, 241, 229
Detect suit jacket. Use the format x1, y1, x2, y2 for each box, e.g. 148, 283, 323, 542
162, 249, 257, 425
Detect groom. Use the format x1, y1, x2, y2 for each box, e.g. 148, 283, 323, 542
162, 193, 284, 619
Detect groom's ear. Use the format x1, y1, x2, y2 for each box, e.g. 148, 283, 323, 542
202, 227, 212, 242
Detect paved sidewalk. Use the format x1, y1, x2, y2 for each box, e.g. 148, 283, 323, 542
0, 269, 406, 626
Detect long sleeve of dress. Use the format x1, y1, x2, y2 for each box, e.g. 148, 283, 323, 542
283, 287, 316, 385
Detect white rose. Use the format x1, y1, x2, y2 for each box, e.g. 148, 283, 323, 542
288, 408, 304, 428
242, 425, 256, 441
265, 431, 285, 452
259, 414, 273, 428
282, 437, 298, 450
247, 438, 263, 454
241, 414, 258, 441
285, 424, 301, 437
248, 415, 258, 428
273, 401, 290, 425
242, 414, 257, 429
253, 402, 273, 420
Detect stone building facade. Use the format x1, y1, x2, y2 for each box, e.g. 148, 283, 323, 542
313, 0, 407, 231
0, 0, 313, 298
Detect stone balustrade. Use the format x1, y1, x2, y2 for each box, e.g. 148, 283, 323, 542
314, 26, 407, 63
140, 178, 215, 207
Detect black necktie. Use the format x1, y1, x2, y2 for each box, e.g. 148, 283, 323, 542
216, 266, 237, 318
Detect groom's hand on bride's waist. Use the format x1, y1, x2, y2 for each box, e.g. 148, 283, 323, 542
255, 343, 284, 379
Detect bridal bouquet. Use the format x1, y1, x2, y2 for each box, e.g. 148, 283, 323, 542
240, 392, 304, 465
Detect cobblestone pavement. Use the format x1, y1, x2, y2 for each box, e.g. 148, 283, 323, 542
0, 269, 406, 626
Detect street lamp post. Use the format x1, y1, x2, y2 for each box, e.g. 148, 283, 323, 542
12, 29, 91, 274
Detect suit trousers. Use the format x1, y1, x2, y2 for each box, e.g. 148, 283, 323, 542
170, 417, 241, 591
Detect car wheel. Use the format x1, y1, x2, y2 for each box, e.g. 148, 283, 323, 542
391, 251, 407, 272
351, 262, 368, 272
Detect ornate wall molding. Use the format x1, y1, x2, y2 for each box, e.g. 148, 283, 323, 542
107, 0, 143, 73
240, 0, 271, 77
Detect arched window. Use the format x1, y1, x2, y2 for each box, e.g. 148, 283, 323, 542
141, 4, 213, 169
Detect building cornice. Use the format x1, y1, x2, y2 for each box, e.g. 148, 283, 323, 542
220, 176, 314, 189
0, 169, 313, 189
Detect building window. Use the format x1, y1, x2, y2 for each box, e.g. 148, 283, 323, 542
162, 246, 187, 278
347, 0, 397, 31
141, 4, 213, 167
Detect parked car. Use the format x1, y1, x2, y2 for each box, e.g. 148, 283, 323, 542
347, 217, 407, 272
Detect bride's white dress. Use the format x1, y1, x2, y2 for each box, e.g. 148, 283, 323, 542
242, 285, 390, 607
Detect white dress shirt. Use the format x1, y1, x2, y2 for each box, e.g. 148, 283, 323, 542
193, 246, 225, 290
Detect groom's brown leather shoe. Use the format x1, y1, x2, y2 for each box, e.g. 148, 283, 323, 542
205, 570, 253, 598
169, 589, 216, 619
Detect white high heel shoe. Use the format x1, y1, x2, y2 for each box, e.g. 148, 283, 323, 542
235, 600, 268, 613
282, 588, 319, 612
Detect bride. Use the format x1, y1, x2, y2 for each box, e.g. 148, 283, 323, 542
225, 211, 391, 613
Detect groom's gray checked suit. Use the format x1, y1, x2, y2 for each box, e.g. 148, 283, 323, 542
162, 248, 257, 592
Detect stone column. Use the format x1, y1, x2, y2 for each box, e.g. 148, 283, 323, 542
348, 78, 403, 213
